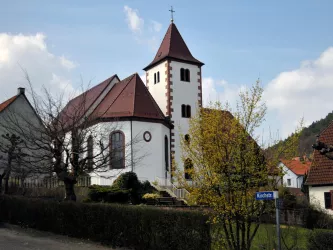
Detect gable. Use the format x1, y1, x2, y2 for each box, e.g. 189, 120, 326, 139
307, 121, 333, 185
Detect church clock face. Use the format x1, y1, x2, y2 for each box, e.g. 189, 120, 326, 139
143, 131, 152, 142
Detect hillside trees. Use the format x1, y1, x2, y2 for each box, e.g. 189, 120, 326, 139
176, 79, 303, 250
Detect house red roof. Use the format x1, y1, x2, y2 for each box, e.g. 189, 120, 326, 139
143, 22, 204, 70
280, 159, 311, 176
0, 96, 17, 112
307, 121, 333, 185
90, 73, 166, 121
59, 74, 119, 124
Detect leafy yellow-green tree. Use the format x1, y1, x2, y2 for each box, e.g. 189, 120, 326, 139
176, 80, 303, 250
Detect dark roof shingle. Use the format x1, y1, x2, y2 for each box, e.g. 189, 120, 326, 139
90, 73, 165, 120
143, 23, 204, 70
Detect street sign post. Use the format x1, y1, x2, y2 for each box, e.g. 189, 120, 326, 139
256, 191, 281, 250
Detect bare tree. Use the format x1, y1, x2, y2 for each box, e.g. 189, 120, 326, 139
0, 73, 145, 201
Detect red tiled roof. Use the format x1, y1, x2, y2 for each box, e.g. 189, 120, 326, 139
307, 121, 333, 185
59, 74, 118, 124
280, 159, 311, 176
143, 22, 204, 70
90, 73, 166, 120
0, 96, 17, 112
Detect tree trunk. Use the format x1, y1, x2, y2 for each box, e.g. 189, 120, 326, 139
64, 179, 76, 201
4, 177, 9, 194
0, 176, 3, 194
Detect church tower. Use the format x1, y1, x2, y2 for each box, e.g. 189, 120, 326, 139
143, 18, 204, 180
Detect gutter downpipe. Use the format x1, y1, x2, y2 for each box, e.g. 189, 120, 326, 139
131, 118, 134, 172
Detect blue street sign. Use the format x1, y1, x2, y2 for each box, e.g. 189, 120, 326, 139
255, 191, 277, 200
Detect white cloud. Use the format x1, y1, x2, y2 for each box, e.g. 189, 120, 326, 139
124, 5, 144, 33
202, 77, 244, 109
124, 5, 162, 51
150, 20, 162, 32
263, 47, 333, 137
0, 32, 76, 102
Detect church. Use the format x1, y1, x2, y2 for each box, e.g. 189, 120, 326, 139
64, 19, 204, 186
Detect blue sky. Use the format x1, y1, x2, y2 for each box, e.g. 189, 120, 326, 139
1, 1, 333, 141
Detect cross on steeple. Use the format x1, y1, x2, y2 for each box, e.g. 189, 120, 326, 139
169, 6, 175, 23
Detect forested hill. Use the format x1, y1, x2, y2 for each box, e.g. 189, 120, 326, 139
288, 111, 333, 157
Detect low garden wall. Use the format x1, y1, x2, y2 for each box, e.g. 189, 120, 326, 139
0, 195, 211, 250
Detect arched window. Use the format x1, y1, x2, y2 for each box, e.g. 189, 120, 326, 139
186, 105, 191, 118
87, 135, 93, 171
185, 69, 190, 82
184, 158, 193, 180
180, 68, 185, 81
110, 131, 125, 169
165, 136, 169, 172
181, 104, 186, 117
185, 134, 190, 144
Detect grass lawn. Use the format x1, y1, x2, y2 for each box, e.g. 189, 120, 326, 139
212, 223, 310, 250
251, 224, 309, 250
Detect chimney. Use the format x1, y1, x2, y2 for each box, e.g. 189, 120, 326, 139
17, 87, 25, 95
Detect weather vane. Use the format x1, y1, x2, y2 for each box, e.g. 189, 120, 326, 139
169, 6, 175, 23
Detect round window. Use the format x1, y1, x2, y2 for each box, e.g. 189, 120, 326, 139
143, 131, 152, 142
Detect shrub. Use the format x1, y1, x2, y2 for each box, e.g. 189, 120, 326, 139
308, 229, 333, 250
88, 185, 130, 204
0, 195, 210, 250
142, 193, 160, 200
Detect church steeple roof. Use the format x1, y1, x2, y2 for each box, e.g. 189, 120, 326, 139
143, 22, 204, 71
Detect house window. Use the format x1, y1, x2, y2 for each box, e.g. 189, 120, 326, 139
154, 72, 160, 84
181, 105, 191, 118
110, 131, 125, 169
324, 192, 332, 209
184, 158, 193, 180
180, 68, 190, 82
87, 135, 93, 171
165, 136, 169, 172
287, 179, 291, 186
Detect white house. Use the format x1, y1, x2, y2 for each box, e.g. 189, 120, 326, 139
279, 158, 311, 188
60, 20, 204, 186
307, 122, 333, 214
0, 88, 47, 182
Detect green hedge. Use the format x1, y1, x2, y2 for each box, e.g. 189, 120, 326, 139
308, 229, 333, 250
0, 195, 210, 250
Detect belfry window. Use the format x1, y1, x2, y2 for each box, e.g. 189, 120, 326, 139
181, 105, 191, 118
154, 72, 160, 84
180, 68, 190, 82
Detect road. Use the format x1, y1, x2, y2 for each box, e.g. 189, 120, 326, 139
0, 223, 127, 250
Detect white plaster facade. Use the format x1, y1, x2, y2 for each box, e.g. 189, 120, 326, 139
0, 89, 48, 179
309, 185, 333, 215
279, 162, 304, 188
79, 120, 170, 185
146, 60, 201, 176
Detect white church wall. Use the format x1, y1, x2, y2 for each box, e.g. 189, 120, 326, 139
131, 120, 170, 182
169, 61, 201, 173
146, 62, 168, 115
80, 120, 170, 186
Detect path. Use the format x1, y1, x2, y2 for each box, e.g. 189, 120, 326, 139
0, 223, 128, 250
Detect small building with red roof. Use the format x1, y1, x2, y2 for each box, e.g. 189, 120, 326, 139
306, 121, 333, 213
279, 157, 311, 188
